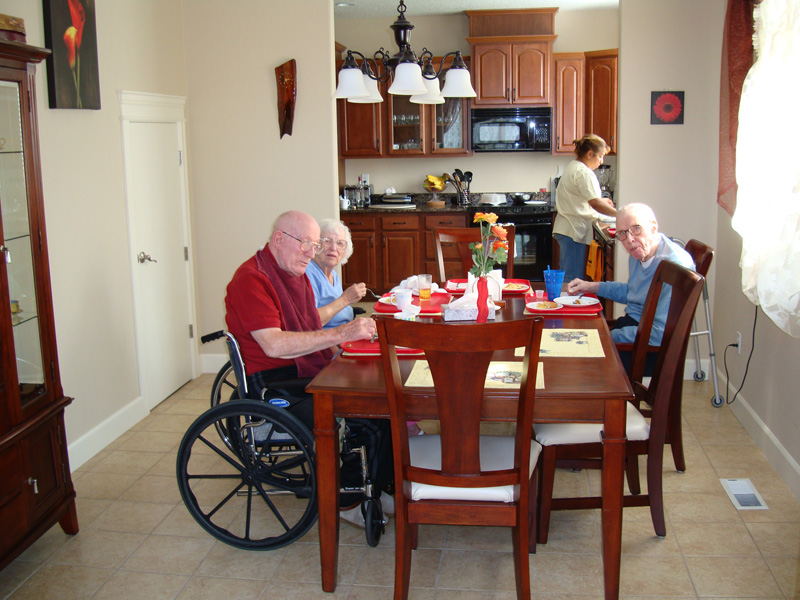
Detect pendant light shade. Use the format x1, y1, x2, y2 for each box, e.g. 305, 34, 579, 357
410, 74, 444, 104
348, 72, 384, 103
388, 62, 427, 95
441, 67, 477, 98
334, 66, 369, 99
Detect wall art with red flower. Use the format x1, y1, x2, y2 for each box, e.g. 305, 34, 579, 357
42, 0, 101, 109
650, 91, 684, 125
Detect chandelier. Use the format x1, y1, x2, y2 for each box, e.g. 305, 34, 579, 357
334, 0, 477, 105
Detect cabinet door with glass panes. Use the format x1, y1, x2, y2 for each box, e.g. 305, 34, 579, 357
0, 70, 60, 429
430, 55, 471, 155
387, 93, 426, 156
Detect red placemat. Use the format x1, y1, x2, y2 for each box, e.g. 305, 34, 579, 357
524, 294, 604, 316
373, 293, 452, 314
445, 279, 531, 295
340, 339, 423, 356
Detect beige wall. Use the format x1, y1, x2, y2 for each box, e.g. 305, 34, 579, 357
183, 0, 339, 355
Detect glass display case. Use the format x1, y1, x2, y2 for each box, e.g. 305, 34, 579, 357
0, 35, 77, 573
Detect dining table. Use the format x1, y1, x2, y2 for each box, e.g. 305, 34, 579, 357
307, 293, 633, 600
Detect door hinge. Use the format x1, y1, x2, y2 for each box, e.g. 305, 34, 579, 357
178, 150, 183, 166
189, 324, 194, 338
184, 246, 189, 261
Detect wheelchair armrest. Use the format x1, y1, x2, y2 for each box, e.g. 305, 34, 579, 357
264, 377, 313, 391
353, 306, 366, 316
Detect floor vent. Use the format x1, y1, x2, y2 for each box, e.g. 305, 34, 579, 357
720, 478, 768, 510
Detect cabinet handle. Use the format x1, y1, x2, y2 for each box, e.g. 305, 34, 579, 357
610, 135, 615, 151
28, 477, 38, 494
506, 87, 510, 100
350, 222, 364, 226
392, 221, 406, 225
512, 87, 516, 102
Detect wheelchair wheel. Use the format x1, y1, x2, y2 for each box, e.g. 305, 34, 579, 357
210, 361, 236, 409
362, 497, 384, 548
176, 400, 317, 551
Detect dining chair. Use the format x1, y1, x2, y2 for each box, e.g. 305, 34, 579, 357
616, 240, 715, 474
434, 226, 516, 282
534, 260, 704, 543
376, 315, 544, 600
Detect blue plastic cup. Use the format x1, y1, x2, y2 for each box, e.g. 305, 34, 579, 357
543, 269, 565, 301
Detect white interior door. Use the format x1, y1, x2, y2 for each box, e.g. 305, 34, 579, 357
120, 93, 196, 410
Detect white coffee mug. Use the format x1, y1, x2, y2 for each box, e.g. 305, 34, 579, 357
393, 289, 412, 310
339, 196, 350, 210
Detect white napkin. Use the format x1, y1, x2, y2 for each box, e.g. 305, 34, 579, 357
391, 276, 442, 295
467, 270, 505, 301
394, 303, 422, 320
448, 291, 497, 311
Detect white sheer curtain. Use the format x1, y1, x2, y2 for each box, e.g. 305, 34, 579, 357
731, 0, 800, 336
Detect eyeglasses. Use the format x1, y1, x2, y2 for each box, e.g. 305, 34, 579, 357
320, 237, 348, 251
616, 224, 644, 241
281, 231, 322, 254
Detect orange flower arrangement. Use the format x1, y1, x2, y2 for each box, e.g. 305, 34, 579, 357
63, 0, 86, 108
471, 212, 508, 276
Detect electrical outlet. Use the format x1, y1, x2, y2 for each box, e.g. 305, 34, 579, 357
736, 331, 742, 354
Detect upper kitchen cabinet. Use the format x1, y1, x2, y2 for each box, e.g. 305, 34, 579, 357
468, 40, 554, 106
553, 53, 585, 154
336, 61, 386, 158
585, 49, 618, 155
466, 8, 558, 107
0, 35, 78, 571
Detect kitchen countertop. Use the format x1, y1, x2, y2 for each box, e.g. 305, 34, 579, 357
340, 191, 552, 214
593, 219, 615, 244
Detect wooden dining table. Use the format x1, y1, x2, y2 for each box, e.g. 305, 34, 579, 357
307, 295, 633, 599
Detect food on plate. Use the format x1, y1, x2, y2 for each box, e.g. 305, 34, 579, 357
535, 301, 559, 309
503, 282, 529, 291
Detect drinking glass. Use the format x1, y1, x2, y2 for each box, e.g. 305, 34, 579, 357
543, 270, 565, 301
418, 274, 432, 300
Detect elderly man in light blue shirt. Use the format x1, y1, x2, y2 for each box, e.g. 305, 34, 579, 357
566, 203, 694, 346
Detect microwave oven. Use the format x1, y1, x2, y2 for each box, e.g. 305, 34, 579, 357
471, 107, 551, 152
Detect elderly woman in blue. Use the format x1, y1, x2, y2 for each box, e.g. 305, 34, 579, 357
306, 219, 366, 328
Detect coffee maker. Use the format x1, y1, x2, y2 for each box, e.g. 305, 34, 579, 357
595, 165, 613, 200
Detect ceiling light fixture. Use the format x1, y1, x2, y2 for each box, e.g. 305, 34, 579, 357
334, 0, 477, 104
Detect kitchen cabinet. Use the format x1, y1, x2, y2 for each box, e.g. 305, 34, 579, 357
341, 211, 467, 293
553, 53, 585, 154
338, 56, 471, 159
0, 37, 78, 571
336, 65, 385, 158
468, 38, 555, 106
585, 49, 618, 155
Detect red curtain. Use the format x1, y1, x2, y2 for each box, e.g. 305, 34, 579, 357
717, 0, 756, 216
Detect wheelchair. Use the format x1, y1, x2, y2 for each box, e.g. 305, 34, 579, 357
176, 330, 386, 551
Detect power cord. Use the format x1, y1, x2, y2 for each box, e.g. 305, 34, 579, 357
722, 304, 758, 405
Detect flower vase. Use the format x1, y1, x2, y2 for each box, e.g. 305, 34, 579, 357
476, 276, 489, 323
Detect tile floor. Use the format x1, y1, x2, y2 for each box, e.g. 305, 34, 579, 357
1, 376, 799, 599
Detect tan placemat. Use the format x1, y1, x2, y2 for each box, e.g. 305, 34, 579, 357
514, 328, 604, 358
405, 360, 544, 389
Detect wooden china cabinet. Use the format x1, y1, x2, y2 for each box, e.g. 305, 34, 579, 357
585, 49, 618, 155
0, 35, 78, 571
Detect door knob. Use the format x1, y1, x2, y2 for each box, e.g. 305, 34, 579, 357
137, 252, 158, 263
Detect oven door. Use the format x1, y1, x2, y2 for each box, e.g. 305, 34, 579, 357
508, 216, 553, 282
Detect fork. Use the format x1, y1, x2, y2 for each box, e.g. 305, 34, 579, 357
365, 287, 382, 299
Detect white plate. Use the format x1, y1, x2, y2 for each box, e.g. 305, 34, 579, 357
526, 302, 563, 311
378, 296, 396, 305
554, 296, 600, 306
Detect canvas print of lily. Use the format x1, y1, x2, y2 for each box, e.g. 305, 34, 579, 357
43, 0, 101, 109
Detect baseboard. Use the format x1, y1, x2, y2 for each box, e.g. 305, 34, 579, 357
67, 395, 150, 471
721, 371, 800, 501
202, 353, 227, 374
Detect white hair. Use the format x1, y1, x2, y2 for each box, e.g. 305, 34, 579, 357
318, 218, 354, 265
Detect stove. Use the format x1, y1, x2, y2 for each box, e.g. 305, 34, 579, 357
468, 202, 554, 282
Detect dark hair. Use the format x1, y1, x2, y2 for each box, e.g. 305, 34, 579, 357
573, 134, 609, 158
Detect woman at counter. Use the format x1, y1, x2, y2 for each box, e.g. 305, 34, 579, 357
553, 134, 618, 283
306, 219, 366, 328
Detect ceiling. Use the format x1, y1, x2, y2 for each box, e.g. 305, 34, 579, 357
334, 0, 619, 19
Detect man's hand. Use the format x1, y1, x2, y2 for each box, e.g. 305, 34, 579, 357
342, 282, 366, 304
566, 278, 600, 295
337, 316, 376, 342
